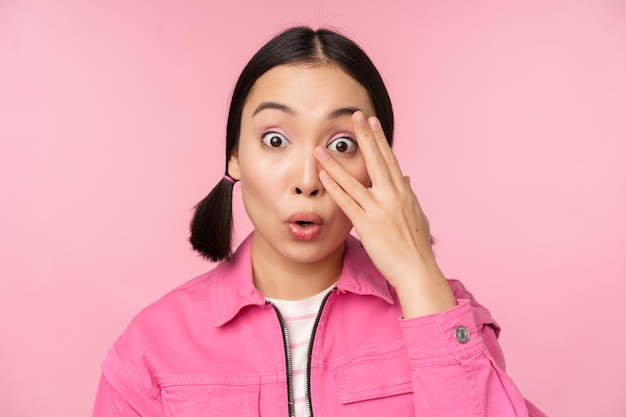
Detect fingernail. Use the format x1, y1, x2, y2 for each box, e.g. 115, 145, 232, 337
355, 112, 366, 127
319, 170, 331, 182
315, 147, 329, 160
368, 118, 380, 131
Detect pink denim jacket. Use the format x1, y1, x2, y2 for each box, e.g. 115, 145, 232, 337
93, 233, 547, 416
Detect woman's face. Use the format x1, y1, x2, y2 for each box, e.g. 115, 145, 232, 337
229, 63, 375, 265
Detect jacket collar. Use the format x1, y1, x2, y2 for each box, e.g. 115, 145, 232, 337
211, 232, 395, 327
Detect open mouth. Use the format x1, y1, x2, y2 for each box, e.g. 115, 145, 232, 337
296, 221, 314, 227
287, 213, 323, 240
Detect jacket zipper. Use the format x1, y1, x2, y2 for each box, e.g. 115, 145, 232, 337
269, 287, 335, 417
269, 302, 296, 417
304, 288, 335, 417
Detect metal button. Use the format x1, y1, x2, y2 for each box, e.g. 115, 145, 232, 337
455, 326, 470, 344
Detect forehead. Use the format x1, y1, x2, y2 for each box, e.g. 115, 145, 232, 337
242, 63, 375, 117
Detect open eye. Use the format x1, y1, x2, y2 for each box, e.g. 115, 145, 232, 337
261, 131, 289, 148
327, 136, 356, 153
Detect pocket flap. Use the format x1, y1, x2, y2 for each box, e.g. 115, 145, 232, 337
336, 352, 413, 404
159, 375, 260, 417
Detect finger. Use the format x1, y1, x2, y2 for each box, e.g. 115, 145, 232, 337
314, 146, 374, 210
318, 169, 366, 224
367, 116, 404, 185
352, 112, 393, 187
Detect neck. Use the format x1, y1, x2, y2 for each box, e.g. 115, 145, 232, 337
251, 235, 344, 301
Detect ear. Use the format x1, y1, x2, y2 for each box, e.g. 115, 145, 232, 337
227, 149, 241, 180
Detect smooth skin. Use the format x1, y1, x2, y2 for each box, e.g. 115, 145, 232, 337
230, 62, 456, 318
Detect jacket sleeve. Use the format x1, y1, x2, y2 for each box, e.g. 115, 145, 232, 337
92, 343, 164, 417
398, 279, 547, 417
93, 374, 146, 417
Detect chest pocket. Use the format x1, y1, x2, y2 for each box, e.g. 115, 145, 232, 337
334, 347, 414, 417
158, 375, 260, 417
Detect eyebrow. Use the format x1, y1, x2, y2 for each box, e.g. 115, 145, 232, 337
252, 101, 362, 120
252, 101, 296, 117
328, 106, 361, 119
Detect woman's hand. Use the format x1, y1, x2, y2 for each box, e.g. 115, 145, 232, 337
314, 112, 456, 318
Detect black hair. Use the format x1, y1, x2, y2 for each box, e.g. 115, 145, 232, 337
189, 26, 395, 262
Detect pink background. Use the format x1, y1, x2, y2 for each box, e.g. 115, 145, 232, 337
1, 1, 625, 416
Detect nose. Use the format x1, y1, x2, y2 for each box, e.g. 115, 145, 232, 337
293, 151, 323, 197
295, 187, 319, 196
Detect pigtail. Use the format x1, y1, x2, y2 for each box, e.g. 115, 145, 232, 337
189, 177, 236, 262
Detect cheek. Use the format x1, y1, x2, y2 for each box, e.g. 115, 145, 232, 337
341, 157, 370, 187
237, 155, 267, 201
240, 156, 288, 189
238, 151, 289, 205
237, 144, 267, 183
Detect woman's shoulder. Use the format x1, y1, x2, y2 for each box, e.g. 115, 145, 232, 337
99, 266, 228, 401
117, 267, 220, 341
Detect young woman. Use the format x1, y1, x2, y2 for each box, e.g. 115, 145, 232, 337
93, 27, 547, 417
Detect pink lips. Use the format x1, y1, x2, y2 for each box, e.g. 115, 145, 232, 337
286, 212, 323, 240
